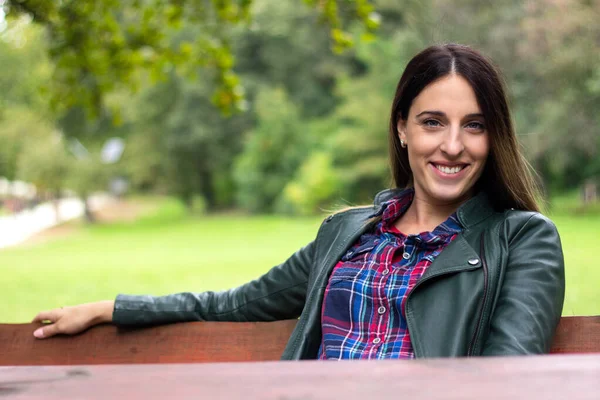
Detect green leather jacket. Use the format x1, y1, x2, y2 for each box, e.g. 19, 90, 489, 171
113, 189, 565, 359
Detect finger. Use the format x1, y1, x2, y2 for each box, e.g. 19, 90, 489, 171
32, 309, 61, 323
33, 323, 61, 339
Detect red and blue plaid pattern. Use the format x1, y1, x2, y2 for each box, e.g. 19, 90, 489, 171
317, 189, 462, 359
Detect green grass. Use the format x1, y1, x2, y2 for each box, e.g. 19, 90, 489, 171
0, 195, 598, 323
0, 198, 322, 323
547, 193, 600, 316
550, 212, 600, 316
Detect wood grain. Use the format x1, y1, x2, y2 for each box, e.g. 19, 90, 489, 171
0, 316, 598, 366
1, 355, 600, 399
551, 315, 600, 353
0, 320, 297, 365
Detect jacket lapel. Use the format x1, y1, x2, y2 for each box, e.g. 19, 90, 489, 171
418, 189, 495, 280
314, 208, 375, 288
419, 234, 482, 281
314, 189, 495, 286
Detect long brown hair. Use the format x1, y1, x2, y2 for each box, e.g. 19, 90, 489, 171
389, 44, 540, 212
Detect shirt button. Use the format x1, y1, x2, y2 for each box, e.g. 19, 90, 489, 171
373, 337, 381, 344
402, 252, 410, 259
382, 269, 389, 276
378, 306, 386, 314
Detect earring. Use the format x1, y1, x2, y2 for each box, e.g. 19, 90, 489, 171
400, 139, 407, 148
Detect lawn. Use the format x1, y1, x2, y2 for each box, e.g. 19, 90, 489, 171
0, 198, 323, 323
0, 196, 598, 323
546, 211, 600, 316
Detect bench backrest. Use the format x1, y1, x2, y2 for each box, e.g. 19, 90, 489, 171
1, 316, 599, 365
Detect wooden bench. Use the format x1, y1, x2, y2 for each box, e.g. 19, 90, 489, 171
1, 316, 599, 365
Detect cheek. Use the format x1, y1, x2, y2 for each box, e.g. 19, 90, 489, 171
406, 131, 438, 158
470, 135, 490, 162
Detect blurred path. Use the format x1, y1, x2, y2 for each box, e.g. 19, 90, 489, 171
0, 195, 110, 249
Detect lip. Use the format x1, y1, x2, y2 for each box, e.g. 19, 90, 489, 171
429, 162, 470, 179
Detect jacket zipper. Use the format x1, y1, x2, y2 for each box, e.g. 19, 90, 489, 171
404, 255, 482, 357
289, 219, 370, 359
467, 232, 488, 356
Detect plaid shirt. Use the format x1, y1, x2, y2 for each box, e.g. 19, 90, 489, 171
317, 189, 462, 359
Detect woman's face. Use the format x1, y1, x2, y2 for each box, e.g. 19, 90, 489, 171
397, 74, 490, 206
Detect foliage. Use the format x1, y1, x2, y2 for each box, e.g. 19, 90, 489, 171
280, 151, 341, 215
0, 21, 53, 180
82, 0, 367, 210
117, 70, 251, 210
66, 156, 112, 199
0, 107, 34, 180
0, 22, 114, 214
234, 0, 370, 118
4, 0, 379, 115
281, 27, 425, 208
234, 88, 309, 212
17, 129, 69, 196
0, 0, 598, 214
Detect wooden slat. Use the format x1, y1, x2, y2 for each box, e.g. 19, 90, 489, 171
2, 355, 600, 399
0, 320, 297, 365
1, 315, 598, 366
550, 315, 600, 353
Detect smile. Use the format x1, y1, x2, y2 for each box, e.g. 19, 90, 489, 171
432, 164, 467, 175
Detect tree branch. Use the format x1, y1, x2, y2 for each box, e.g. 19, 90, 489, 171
8, 0, 54, 27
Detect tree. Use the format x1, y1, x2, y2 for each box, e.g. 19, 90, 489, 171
3, 0, 380, 116
17, 131, 69, 220
233, 87, 309, 213
280, 151, 341, 215
0, 20, 53, 179
282, 16, 427, 208
115, 70, 251, 211
101, 0, 370, 211
66, 155, 112, 223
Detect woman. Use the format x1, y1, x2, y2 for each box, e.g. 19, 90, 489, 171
32, 44, 565, 359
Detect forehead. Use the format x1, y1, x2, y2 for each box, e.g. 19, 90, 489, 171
410, 74, 482, 116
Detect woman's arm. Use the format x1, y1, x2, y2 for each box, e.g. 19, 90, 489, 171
32, 242, 314, 338
111, 241, 315, 326
481, 213, 565, 355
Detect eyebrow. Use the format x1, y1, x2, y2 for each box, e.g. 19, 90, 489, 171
415, 110, 485, 119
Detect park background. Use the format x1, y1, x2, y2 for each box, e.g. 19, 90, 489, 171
0, 0, 598, 322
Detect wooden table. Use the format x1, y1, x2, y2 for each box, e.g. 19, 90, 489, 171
2, 354, 600, 399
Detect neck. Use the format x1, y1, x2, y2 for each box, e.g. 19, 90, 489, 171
396, 193, 468, 235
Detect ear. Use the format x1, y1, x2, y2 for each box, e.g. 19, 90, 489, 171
397, 119, 407, 142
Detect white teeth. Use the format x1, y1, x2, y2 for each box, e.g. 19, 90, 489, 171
435, 164, 464, 174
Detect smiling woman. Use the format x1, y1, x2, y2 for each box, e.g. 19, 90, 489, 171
395, 75, 491, 232
31, 44, 565, 361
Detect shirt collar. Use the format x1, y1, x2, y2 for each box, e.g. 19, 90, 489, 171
373, 188, 493, 229
369, 187, 463, 236
380, 188, 414, 225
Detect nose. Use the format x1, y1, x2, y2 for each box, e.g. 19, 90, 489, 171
439, 125, 465, 157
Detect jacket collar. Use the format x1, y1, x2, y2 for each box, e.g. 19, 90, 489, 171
373, 188, 495, 229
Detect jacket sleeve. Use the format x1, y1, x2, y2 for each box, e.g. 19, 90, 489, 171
481, 213, 566, 355
112, 241, 314, 326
